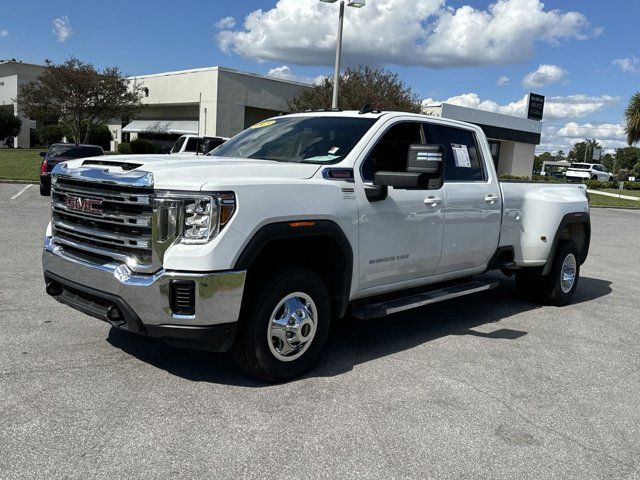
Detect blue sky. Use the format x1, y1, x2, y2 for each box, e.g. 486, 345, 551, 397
1, 0, 638, 152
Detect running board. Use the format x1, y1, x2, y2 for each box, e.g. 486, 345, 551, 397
352, 281, 500, 320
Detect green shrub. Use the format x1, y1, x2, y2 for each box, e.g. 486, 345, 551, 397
129, 139, 158, 154
86, 123, 112, 150
117, 142, 132, 154
36, 124, 67, 146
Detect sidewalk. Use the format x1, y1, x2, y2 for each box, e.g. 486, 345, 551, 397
587, 189, 640, 201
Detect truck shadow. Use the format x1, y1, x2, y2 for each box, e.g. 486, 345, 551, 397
107, 274, 612, 387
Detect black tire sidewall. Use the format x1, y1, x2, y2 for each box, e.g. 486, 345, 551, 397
236, 268, 331, 382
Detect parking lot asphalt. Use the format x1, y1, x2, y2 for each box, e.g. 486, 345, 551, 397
1, 182, 639, 479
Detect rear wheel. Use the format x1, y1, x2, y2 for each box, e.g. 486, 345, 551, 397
515, 240, 580, 306
232, 267, 332, 382
39, 181, 50, 196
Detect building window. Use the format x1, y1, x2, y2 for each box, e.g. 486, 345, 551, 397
488, 140, 501, 167
143, 87, 149, 97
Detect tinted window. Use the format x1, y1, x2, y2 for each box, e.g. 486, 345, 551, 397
211, 117, 376, 163
185, 138, 200, 152
570, 163, 591, 170
361, 122, 423, 182
48, 145, 103, 159
423, 124, 484, 182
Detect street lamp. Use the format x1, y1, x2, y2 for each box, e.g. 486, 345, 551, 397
319, 0, 365, 109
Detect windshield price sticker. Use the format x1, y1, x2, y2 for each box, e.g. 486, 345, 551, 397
452, 144, 472, 168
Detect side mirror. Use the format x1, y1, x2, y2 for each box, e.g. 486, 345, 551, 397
39, 151, 47, 158
373, 144, 444, 190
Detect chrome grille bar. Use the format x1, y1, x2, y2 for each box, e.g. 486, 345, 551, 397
52, 218, 151, 250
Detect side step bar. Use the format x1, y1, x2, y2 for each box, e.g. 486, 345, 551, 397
352, 281, 500, 320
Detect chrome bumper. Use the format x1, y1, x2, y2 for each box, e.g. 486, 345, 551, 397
42, 237, 246, 327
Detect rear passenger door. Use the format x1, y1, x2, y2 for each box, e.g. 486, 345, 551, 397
422, 122, 501, 274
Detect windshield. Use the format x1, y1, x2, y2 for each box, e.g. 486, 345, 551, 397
208, 116, 377, 163
48, 145, 103, 159
570, 163, 591, 170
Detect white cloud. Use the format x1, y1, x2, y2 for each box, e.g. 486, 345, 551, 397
497, 76, 510, 86
538, 122, 628, 154
217, 0, 593, 68
266, 65, 325, 85
612, 56, 639, 74
522, 64, 567, 88
0, 29, 8, 37
422, 93, 619, 120
215, 16, 236, 30
52, 15, 72, 42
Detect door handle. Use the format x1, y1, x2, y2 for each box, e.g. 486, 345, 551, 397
424, 196, 442, 206
484, 195, 499, 204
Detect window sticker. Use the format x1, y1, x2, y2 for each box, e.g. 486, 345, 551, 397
451, 144, 472, 168
328, 146, 340, 155
250, 119, 276, 129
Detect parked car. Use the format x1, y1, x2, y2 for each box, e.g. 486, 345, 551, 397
42, 111, 590, 382
39, 143, 105, 196
565, 163, 613, 182
170, 135, 228, 155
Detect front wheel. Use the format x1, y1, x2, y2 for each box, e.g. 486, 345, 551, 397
232, 267, 332, 382
515, 240, 580, 306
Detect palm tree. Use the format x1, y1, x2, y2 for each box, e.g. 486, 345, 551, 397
624, 92, 640, 145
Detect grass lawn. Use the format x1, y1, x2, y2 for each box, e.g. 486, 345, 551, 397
0, 148, 44, 182
601, 188, 640, 198
589, 192, 640, 209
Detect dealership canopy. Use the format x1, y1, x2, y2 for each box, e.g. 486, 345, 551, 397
122, 120, 198, 135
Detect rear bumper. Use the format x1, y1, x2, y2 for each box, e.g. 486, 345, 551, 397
42, 237, 246, 351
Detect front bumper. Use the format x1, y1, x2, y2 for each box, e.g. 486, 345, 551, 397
42, 237, 246, 351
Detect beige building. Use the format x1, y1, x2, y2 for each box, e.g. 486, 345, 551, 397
112, 66, 310, 150
423, 102, 542, 177
0, 60, 45, 148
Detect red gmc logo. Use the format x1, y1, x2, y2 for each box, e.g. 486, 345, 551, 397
65, 196, 103, 214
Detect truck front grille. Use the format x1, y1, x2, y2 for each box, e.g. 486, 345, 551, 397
51, 176, 154, 270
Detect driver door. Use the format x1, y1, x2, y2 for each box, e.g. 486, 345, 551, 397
355, 121, 445, 292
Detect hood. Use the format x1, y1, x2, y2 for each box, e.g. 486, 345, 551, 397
58, 155, 322, 190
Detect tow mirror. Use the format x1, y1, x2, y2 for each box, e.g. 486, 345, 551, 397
373, 144, 444, 191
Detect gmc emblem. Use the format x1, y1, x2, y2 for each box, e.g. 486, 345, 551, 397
65, 196, 103, 214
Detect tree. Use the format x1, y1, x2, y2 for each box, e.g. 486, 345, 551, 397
0, 109, 22, 141
613, 146, 640, 172
624, 92, 640, 145
16, 57, 143, 144
568, 139, 601, 163
601, 153, 615, 173
534, 151, 553, 172
288, 66, 421, 113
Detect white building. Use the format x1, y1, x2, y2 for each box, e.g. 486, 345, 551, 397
110, 66, 310, 150
0, 60, 45, 148
423, 102, 542, 177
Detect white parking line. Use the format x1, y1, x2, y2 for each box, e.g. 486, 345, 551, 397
10, 184, 32, 200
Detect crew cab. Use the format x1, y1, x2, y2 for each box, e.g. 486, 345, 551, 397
566, 163, 613, 182
170, 135, 228, 155
42, 111, 590, 382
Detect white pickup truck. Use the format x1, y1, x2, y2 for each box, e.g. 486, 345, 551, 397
42, 111, 590, 382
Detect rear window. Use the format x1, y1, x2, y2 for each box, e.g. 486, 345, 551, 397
570, 163, 591, 170
48, 145, 103, 159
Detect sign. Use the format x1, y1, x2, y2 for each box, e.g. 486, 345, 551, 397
619, 182, 624, 191
526, 93, 545, 121
592, 147, 602, 161
629, 176, 636, 182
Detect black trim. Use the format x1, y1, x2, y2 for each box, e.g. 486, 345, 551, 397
234, 220, 353, 317
43, 272, 236, 352
542, 212, 590, 276
476, 123, 541, 145
485, 246, 515, 271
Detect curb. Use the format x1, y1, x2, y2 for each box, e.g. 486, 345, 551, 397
0, 179, 38, 185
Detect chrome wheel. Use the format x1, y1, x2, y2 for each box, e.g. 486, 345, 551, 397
267, 292, 318, 362
560, 253, 577, 294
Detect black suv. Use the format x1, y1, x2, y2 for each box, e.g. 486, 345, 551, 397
39, 144, 105, 195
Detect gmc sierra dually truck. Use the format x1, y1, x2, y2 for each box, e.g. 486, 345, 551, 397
42, 111, 590, 382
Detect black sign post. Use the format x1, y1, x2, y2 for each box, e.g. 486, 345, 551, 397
526, 93, 545, 121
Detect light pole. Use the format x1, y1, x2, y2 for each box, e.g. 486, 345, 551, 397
319, 0, 365, 109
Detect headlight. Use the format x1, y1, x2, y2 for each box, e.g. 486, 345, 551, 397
154, 192, 235, 245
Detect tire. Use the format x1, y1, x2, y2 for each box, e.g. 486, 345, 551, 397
39, 182, 50, 196
232, 267, 332, 382
515, 240, 580, 306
